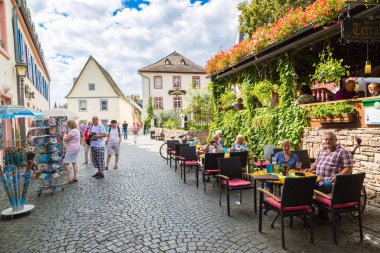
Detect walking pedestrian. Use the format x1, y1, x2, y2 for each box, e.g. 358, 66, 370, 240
122, 121, 128, 140
89, 116, 107, 179
63, 120, 81, 183
105, 120, 122, 170
131, 122, 140, 145
83, 121, 91, 165
143, 123, 147, 136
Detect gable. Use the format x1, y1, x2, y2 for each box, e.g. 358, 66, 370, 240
66, 58, 118, 98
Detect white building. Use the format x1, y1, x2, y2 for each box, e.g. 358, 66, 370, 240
138, 51, 208, 121
66, 56, 142, 126
0, 0, 50, 109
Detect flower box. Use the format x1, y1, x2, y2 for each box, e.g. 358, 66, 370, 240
310, 113, 355, 123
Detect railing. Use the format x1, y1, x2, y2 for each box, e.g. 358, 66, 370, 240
312, 88, 335, 102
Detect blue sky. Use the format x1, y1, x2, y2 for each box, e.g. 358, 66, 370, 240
27, 0, 241, 105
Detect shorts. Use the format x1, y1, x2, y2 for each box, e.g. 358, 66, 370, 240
107, 142, 120, 155
91, 147, 105, 169
63, 151, 79, 164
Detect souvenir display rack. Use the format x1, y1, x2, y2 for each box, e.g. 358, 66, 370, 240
29, 118, 65, 196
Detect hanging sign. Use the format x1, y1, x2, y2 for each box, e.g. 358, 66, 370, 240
343, 18, 380, 41
362, 99, 380, 125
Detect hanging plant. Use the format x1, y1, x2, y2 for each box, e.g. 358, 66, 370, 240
311, 46, 350, 85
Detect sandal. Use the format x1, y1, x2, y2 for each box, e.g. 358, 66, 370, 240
72, 178, 79, 182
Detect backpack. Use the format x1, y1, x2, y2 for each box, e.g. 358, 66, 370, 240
85, 125, 92, 145
108, 126, 121, 134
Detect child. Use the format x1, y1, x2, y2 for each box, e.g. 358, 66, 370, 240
368, 82, 380, 97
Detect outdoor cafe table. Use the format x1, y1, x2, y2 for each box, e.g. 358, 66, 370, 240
250, 170, 320, 213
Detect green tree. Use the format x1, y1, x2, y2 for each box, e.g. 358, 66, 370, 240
144, 97, 154, 128
238, 0, 312, 35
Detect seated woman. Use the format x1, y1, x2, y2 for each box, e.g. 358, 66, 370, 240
295, 84, 317, 105
231, 135, 248, 152
204, 134, 223, 153
368, 82, 380, 97
274, 139, 298, 169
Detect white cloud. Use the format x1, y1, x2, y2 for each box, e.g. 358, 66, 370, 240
27, 0, 242, 105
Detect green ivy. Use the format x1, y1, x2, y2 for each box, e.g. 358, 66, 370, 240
311, 46, 350, 84
277, 54, 297, 108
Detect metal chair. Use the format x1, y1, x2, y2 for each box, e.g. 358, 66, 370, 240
179, 146, 199, 184
196, 153, 224, 192
313, 173, 366, 245
217, 158, 254, 216
229, 151, 249, 170
259, 176, 317, 250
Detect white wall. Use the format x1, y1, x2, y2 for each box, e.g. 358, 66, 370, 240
67, 58, 139, 125
140, 72, 208, 120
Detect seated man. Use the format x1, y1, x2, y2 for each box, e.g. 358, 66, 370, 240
307, 132, 353, 193
334, 80, 358, 100
233, 98, 245, 111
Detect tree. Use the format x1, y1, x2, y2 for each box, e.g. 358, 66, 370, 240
144, 97, 154, 128
238, 0, 312, 36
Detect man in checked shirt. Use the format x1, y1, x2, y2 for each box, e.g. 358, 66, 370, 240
307, 131, 353, 194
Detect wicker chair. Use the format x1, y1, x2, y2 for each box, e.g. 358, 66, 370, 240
196, 152, 224, 192
167, 140, 180, 166
217, 157, 254, 216
173, 143, 189, 172
313, 173, 366, 245
179, 146, 199, 184
259, 176, 317, 250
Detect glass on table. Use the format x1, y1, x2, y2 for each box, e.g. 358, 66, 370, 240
296, 162, 302, 171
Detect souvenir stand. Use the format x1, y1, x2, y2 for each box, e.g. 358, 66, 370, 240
29, 117, 66, 196
0, 105, 39, 217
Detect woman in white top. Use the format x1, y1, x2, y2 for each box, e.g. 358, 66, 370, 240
63, 120, 81, 183
231, 135, 248, 152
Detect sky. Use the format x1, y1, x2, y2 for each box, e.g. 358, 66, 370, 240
27, 0, 243, 106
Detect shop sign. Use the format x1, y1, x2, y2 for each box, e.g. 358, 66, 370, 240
362, 99, 380, 125
168, 89, 186, 95
343, 18, 380, 41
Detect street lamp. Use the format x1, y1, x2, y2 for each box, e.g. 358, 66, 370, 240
15, 60, 27, 143
15, 61, 27, 78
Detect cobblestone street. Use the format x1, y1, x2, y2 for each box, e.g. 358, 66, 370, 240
1, 136, 380, 253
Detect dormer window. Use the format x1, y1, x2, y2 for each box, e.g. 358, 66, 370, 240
165, 59, 171, 65
180, 59, 186, 65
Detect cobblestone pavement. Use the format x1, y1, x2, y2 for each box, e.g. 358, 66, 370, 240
1, 136, 380, 253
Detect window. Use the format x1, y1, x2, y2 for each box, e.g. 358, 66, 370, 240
165, 59, 171, 65
100, 99, 108, 110
180, 59, 186, 65
173, 97, 182, 109
88, 83, 95, 90
0, 0, 7, 51
79, 100, 87, 111
173, 76, 181, 89
192, 76, 200, 89
154, 76, 162, 89
154, 97, 163, 110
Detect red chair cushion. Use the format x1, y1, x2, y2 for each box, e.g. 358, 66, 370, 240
184, 161, 198, 165
221, 179, 252, 187
314, 195, 358, 209
205, 169, 219, 174
252, 161, 270, 167
265, 197, 312, 213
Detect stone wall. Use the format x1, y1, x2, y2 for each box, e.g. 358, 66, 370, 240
302, 127, 380, 207
151, 128, 209, 143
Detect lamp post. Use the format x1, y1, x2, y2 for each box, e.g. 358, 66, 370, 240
15, 61, 27, 143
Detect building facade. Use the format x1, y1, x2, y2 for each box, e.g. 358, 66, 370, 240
0, 0, 50, 110
138, 51, 208, 121
66, 56, 142, 126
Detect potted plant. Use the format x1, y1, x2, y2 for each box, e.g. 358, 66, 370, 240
309, 102, 355, 123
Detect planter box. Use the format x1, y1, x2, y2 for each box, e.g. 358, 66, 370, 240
310, 113, 355, 123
